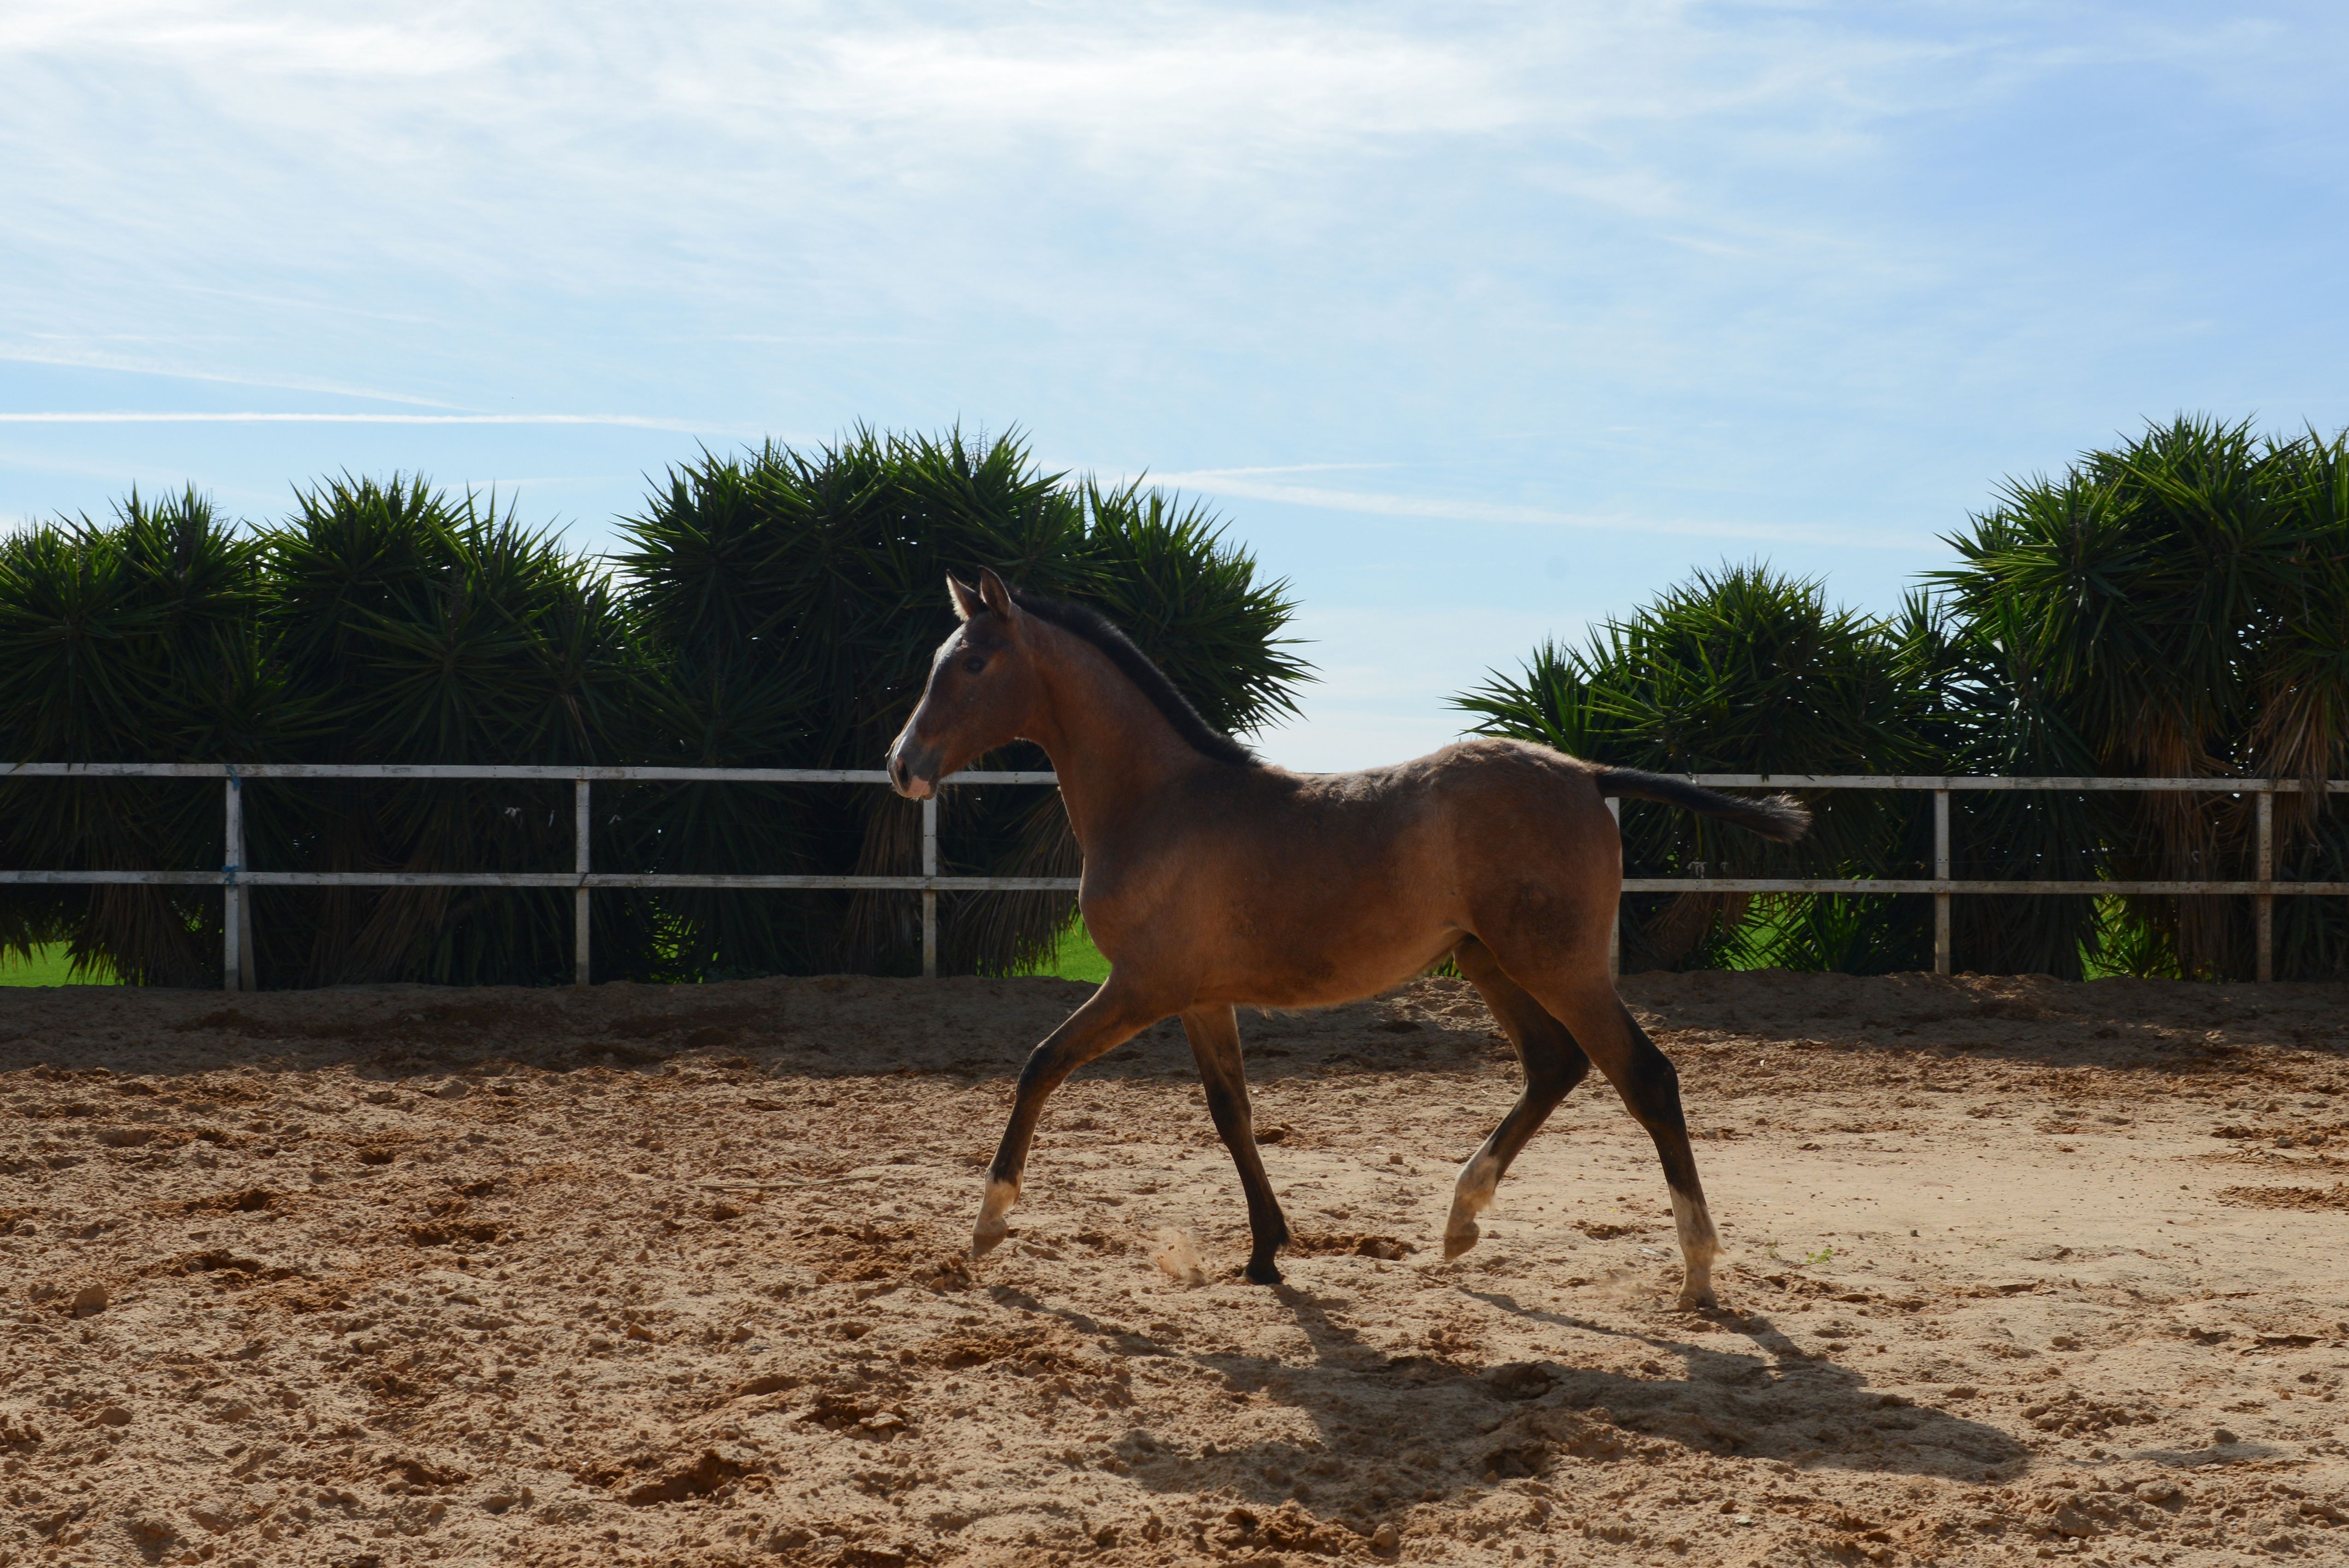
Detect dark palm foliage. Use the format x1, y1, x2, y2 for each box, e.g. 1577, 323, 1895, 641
18, 417, 2349, 987
1456, 419, 2349, 981
0, 436, 1305, 988
1886, 590, 2104, 977
616, 428, 1309, 979
254, 475, 651, 987
1934, 417, 2349, 979
0, 489, 277, 983
1455, 564, 1934, 972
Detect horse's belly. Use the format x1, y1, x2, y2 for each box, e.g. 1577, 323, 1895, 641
1204, 910, 1462, 1011
1087, 816, 1468, 1009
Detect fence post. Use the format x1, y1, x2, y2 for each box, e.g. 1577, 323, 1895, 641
573, 778, 591, 987
1606, 797, 1621, 983
2257, 787, 2273, 983
922, 794, 939, 979
222, 771, 244, 993
1933, 788, 1951, 976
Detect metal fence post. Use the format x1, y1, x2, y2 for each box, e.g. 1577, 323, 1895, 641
1606, 797, 1621, 983
2257, 787, 2273, 983
1934, 788, 1951, 976
922, 794, 939, 979
222, 771, 244, 993
574, 778, 591, 987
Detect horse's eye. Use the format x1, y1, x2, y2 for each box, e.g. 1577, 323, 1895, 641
962, 655, 986, 675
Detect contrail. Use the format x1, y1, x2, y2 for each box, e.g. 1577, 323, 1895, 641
0, 412, 724, 432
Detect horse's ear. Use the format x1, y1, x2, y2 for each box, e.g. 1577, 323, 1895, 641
977, 568, 1018, 621
946, 573, 984, 622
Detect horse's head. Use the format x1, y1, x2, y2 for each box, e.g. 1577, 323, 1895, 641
887, 569, 1044, 799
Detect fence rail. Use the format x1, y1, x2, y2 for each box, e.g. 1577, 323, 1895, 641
4, 765, 2342, 988
0, 763, 1070, 989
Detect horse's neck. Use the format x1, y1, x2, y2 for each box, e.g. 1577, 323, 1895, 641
1025, 623, 1203, 849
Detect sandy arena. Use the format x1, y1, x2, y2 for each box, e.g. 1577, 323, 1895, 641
5, 969, 2349, 1567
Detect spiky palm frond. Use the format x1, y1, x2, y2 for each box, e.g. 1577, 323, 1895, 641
1457, 563, 1933, 972
616, 428, 1312, 978
1077, 479, 1312, 738
256, 475, 653, 987
0, 489, 275, 983
1934, 418, 2349, 978
1887, 587, 2103, 977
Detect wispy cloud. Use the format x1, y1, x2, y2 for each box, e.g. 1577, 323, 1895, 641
0, 345, 475, 410
1145, 469, 1935, 551
0, 4, 2008, 328
0, 412, 739, 433
5, 3, 2344, 766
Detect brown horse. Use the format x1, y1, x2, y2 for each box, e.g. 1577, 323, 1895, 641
886, 570, 1806, 1309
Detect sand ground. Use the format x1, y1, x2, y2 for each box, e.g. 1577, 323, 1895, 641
4, 969, 2349, 1567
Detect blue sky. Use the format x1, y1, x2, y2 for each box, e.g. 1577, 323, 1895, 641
5, 2, 2345, 768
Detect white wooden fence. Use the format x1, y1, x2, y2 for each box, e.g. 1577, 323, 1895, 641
0, 763, 1066, 988
2, 766, 2343, 989
1608, 774, 2347, 983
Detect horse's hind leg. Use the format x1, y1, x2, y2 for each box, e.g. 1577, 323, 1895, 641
1522, 974, 1721, 1309
975, 980, 1162, 1258
1443, 936, 1593, 1260
1181, 1006, 1291, 1285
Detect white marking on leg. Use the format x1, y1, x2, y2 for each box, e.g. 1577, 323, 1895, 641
1669, 1188, 1720, 1310
971, 1176, 1018, 1258
1443, 1148, 1502, 1259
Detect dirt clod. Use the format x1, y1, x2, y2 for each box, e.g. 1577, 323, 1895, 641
623, 1451, 745, 1506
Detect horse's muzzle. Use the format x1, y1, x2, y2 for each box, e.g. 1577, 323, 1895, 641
888, 738, 941, 800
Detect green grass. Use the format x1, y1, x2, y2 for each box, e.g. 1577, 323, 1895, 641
0, 920, 1100, 987
0, 943, 117, 986
0, 907, 2160, 990
1022, 919, 1110, 984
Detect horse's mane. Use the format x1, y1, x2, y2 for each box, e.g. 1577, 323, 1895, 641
1007, 589, 1261, 769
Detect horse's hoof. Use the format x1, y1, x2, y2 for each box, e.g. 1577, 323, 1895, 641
1243, 1257, 1283, 1286
1443, 1218, 1480, 1260
1675, 1284, 1719, 1312
970, 1177, 1016, 1259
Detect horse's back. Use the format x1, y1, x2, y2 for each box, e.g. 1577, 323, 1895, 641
1283, 737, 1613, 854
1284, 738, 1624, 966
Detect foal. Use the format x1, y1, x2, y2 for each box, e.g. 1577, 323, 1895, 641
887, 570, 1806, 1309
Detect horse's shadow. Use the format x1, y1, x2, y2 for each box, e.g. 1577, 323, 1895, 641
1000, 1276, 2027, 1531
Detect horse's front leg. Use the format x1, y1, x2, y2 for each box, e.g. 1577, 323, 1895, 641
975, 979, 1161, 1258
1181, 1005, 1291, 1284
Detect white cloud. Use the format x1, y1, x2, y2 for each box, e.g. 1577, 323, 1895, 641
4, 0, 2297, 429
5, 0, 2345, 761
0, 5, 1966, 292
1146, 469, 1937, 550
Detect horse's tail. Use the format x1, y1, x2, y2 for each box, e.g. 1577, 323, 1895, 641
1592, 767, 1810, 843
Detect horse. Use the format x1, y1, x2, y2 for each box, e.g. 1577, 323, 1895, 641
886, 569, 1807, 1309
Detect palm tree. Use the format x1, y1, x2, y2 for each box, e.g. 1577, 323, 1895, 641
0, 488, 276, 983
1456, 563, 1933, 972
615, 427, 1312, 978
1933, 418, 2349, 979
256, 474, 650, 986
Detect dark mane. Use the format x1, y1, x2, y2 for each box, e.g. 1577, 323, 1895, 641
1008, 589, 1262, 768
